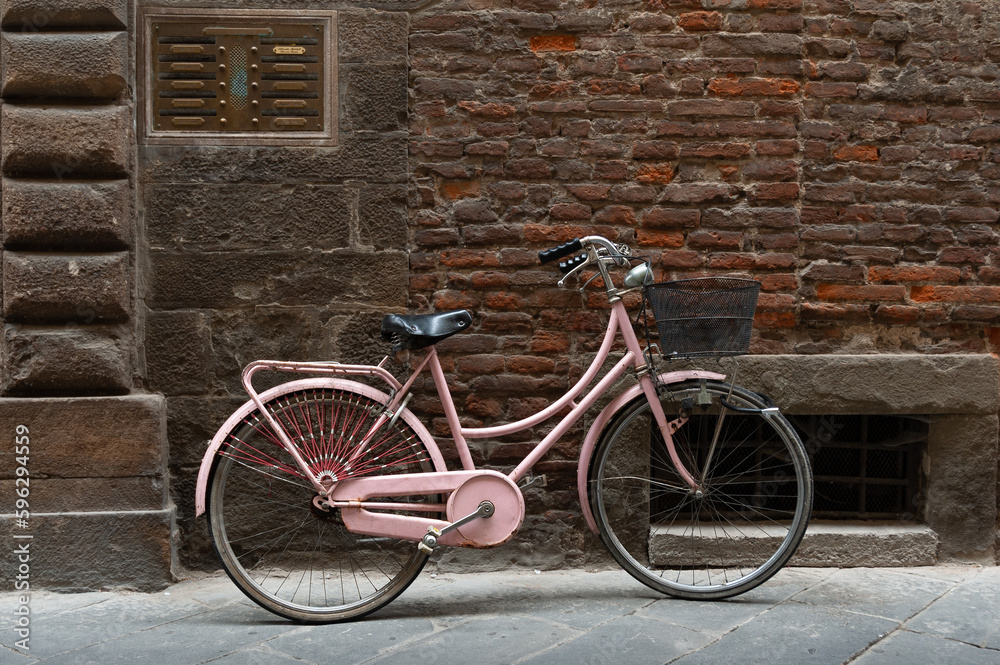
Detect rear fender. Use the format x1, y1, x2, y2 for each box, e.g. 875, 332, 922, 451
194, 377, 447, 516
577, 370, 726, 533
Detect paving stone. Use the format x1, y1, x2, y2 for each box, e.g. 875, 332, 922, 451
638, 567, 830, 635
263, 617, 436, 664
37, 602, 296, 665
0, 644, 36, 663
905, 570, 1000, 649
519, 614, 714, 665
671, 602, 898, 665
204, 646, 309, 665
365, 615, 581, 665
853, 629, 1000, 665
793, 567, 953, 621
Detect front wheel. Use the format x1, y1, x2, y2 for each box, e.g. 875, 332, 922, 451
206, 381, 441, 622
589, 380, 812, 599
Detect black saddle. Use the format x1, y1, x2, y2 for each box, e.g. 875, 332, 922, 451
380, 310, 472, 351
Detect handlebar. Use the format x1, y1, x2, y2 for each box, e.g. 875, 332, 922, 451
538, 239, 583, 264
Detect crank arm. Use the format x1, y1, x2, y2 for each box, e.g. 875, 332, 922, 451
418, 500, 494, 554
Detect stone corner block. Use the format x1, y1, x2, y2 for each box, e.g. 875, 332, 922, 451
0, 393, 166, 478
339, 8, 407, 64
2, 325, 132, 395
2, 178, 132, 250
0, 510, 176, 591
1, 0, 126, 30
3, 252, 131, 323
1, 32, 127, 99
2, 105, 130, 179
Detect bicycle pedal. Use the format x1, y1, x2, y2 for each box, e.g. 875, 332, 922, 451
519, 474, 547, 491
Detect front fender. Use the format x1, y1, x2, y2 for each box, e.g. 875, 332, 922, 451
577, 370, 726, 533
194, 377, 447, 517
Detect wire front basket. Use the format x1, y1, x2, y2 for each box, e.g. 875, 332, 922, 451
643, 277, 761, 360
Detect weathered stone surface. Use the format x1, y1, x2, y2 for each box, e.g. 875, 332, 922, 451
139, 135, 406, 184
650, 522, 937, 568
144, 310, 212, 396
0, 476, 166, 512
0, 510, 175, 591
729, 354, 1000, 415
144, 184, 351, 252
148, 250, 408, 310
342, 64, 407, 132
3, 252, 130, 323
926, 414, 998, 560
1, 32, 127, 99
358, 184, 407, 249
0, 394, 166, 477
2, 179, 131, 250
0, 0, 125, 29
2, 326, 131, 395
790, 523, 938, 566
2, 105, 130, 178
340, 8, 407, 64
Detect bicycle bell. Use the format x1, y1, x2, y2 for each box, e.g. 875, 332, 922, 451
624, 264, 653, 289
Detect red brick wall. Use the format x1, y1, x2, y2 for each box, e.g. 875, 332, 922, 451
406, 0, 1000, 556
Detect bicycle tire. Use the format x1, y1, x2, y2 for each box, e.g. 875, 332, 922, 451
589, 380, 812, 600
206, 381, 441, 622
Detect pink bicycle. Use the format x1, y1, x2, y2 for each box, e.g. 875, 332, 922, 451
194, 235, 813, 623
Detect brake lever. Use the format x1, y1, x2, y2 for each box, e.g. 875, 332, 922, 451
557, 255, 591, 287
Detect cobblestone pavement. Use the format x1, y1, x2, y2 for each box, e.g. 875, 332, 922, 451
2, 565, 998, 664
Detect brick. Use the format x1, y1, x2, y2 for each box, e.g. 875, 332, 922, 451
688, 230, 742, 250
594, 205, 637, 224
530, 35, 576, 51
3, 252, 129, 323
816, 284, 906, 301
549, 202, 591, 220
708, 78, 800, 97
755, 311, 797, 328
659, 250, 703, 268
805, 82, 858, 98
505, 158, 552, 179
702, 34, 802, 58
529, 101, 587, 114
678, 11, 723, 31
507, 355, 556, 374
441, 180, 481, 201
633, 140, 680, 160
2, 105, 129, 178
910, 286, 1000, 303
637, 229, 685, 247
586, 79, 641, 95
588, 100, 663, 113
801, 303, 869, 322
659, 184, 739, 204
680, 142, 753, 159
409, 31, 476, 50
752, 183, 800, 200
833, 145, 879, 161
2, 179, 131, 250
668, 99, 756, 117
748, 0, 802, 6
564, 184, 610, 200
457, 354, 505, 374
457, 101, 517, 119
874, 305, 920, 325
617, 53, 662, 72
756, 139, 799, 156
635, 163, 675, 184
802, 263, 867, 282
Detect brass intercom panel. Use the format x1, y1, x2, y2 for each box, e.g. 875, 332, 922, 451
139, 8, 337, 146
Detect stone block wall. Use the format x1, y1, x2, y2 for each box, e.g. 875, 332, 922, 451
0, 0, 176, 588
138, 3, 415, 567
407, 0, 1000, 563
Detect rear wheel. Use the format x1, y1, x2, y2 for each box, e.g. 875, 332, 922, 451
589, 380, 812, 599
207, 382, 440, 622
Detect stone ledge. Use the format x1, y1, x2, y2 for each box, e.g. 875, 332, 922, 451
669, 354, 1000, 415
1, 32, 127, 99
2, 179, 132, 251
0, 476, 167, 512
650, 521, 938, 568
3, 252, 131, 323
0, 510, 176, 591
0, 394, 167, 477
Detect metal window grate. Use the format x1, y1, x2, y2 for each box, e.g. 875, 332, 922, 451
790, 414, 927, 521
229, 45, 248, 109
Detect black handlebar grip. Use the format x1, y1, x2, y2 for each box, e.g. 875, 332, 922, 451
558, 253, 588, 274
538, 238, 583, 264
